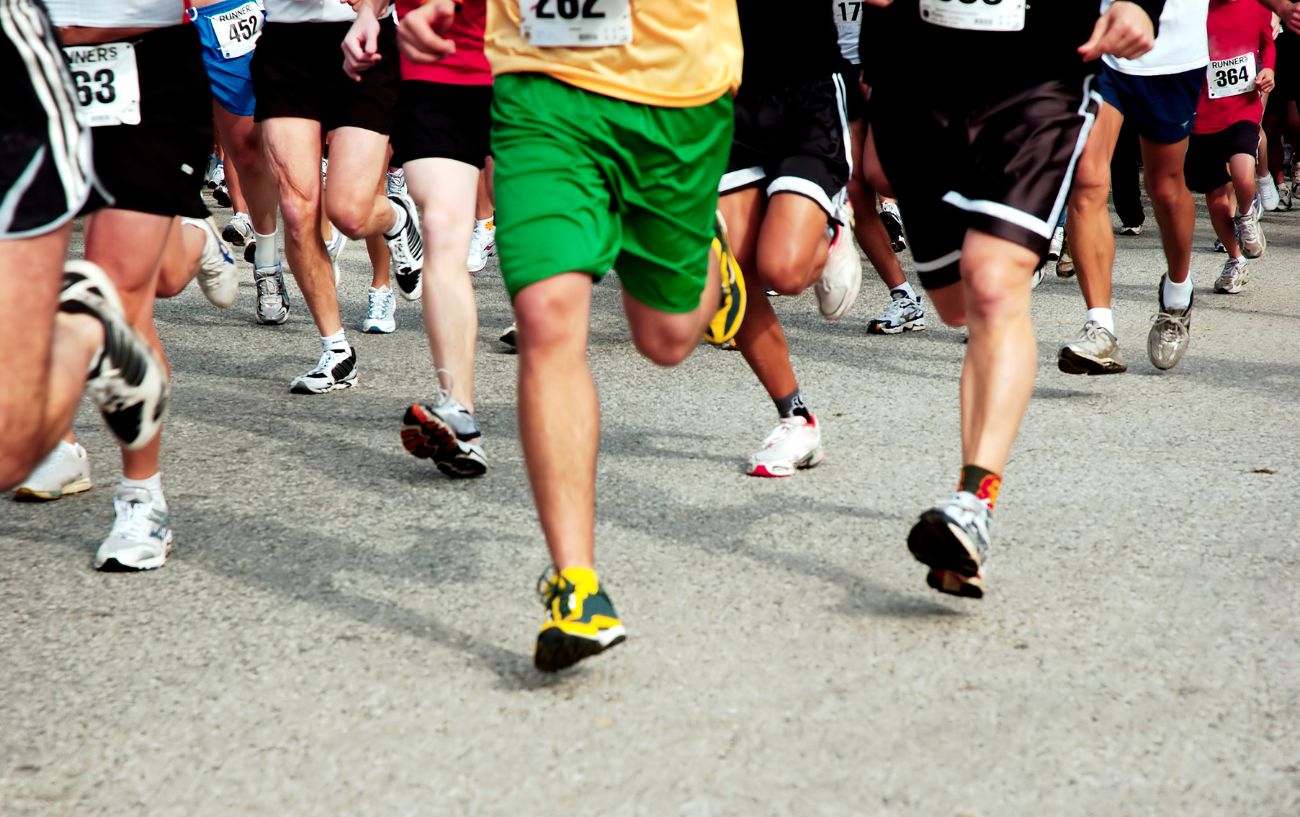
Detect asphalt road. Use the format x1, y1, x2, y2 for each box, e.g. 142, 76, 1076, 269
2, 193, 1298, 817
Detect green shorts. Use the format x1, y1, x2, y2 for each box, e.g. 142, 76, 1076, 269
491, 73, 733, 313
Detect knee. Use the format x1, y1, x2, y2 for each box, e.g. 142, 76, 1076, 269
422, 211, 470, 254
929, 286, 967, 327
756, 254, 813, 296
327, 195, 372, 240
1071, 160, 1112, 204
961, 263, 1030, 324
631, 330, 693, 367
277, 193, 317, 234
154, 273, 188, 299
514, 293, 584, 354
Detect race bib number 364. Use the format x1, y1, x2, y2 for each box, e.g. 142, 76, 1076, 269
521, 0, 632, 48
1208, 52, 1256, 99
63, 43, 142, 127
919, 0, 1026, 32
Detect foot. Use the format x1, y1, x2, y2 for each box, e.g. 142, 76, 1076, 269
907, 491, 991, 599
1047, 224, 1064, 262
1118, 224, 1143, 236
747, 414, 824, 478
1213, 238, 1227, 253
1055, 234, 1075, 278
222, 212, 254, 247
289, 347, 357, 394
254, 263, 290, 325
400, 399, 487, 478
182, 216, 238, 308
467, 217, 496, 274
1214, 256, 1248, 295
94, 486, 172, 571
1147, 274, 1193, 371
499, 322, 518, 351
814, 217, 863, 321
13, 441, 92, 502
59, 261, 170, 451
1259, 175, 1280, 211
385, 192, 424, 300
1233, 211, 1265, 259
326, 225, 347, 287
704, 210, 746, 347
1057, 320, 1127, 375
212, 183, 231, 209
534, 567, 626, 673
360, 285, 397, 334
880, 200, 906, 252
866, 289, 926, 335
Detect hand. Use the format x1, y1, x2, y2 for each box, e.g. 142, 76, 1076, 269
398, 0, 458, 64
339, 0, 364, 9
1286, 2, 1300, 35
1078, 1, 1156, 62
341, 6, 383, 82
1257, 67, 1276, 93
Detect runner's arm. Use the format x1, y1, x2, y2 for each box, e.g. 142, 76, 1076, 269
1078, 2, 1159, 61
397, 0, 460, 63
342, 0, 388, 82
1256, 0, 1300, 33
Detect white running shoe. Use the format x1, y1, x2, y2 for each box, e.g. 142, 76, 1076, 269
325, 225, 347, 287
499, 322, 517, 351
204, 154, 220, 189
1214, 256, 1248, 294
1234, 210, 1266, 258
210, 161, 225, 190
386, 169, 407, 198
747, 414, 825, 478
14, 440, 92, 502
182, 217, 238, 308
289, 347, 358, 394
467, 217, 496, 274
1047, 224, 1065, 261
361, 285, 397, 334
1259, 175, 1280, 211
814, 220, 863, 321
94, 486, 172, 571
866, 290, 926, 334
254, 263, 290, 325
222, 212, 254, 247
385, 193, 424, 300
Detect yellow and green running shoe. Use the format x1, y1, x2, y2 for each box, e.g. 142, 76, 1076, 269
535, 566, 626, 673
704, 210, 746, 348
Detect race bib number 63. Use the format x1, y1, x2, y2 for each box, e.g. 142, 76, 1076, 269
919, 0, 1026, 33
521, 0, 632, 48
63, 43, 142, 127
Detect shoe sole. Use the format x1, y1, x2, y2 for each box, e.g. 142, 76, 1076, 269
747, 447, 825, 478
361, 322, 395, 334
13, 477, 92, 502
534, 625, 626, 673
1057, 348, 1127, 375
867, 318, 926, 335
95, 532, 174, 572
907, 510, 985, 599
221, 226, 247, 247
289, 374, 357, 395
400, 404, 487, 479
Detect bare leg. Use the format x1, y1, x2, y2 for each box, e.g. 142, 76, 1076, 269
1206, 186, 1240, 256
848, 120, 907, 290
755, 193, 831, 294
214, 104, 277, 236
154, 217, 205, 298
1139, 136, 1195, 284
1067, 101, 1123, 311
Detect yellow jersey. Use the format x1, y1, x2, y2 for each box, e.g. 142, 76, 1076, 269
486, 0, 742, 108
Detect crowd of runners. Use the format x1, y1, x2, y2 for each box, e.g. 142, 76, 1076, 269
3, 0, 1299, 671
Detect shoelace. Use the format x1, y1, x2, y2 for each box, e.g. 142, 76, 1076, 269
882, 297, 917, 322
536, 568, 575, 617
761, 416, 804, 448
110, 497, 156, 542
1150, 311, 1190, 343
308, 347, 348, 376
367, 289, 391, 319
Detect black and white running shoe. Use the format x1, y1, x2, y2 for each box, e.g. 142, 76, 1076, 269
401, 399, 487, 478
254, 263, 290, 325
385, 192, 424, 301
289, 347, 357, 394
498, 323, 517, 351
907, 491, 991, 599
58, 261, 170, 451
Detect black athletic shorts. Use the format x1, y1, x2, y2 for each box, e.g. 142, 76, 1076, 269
1268, 30, 1300, 110
0, 0, 105, 238
839, 65, 867, 123
252, 18, 399, 135
68, 25, 212, 220
390, 81, 492, 168
872, 76, 1100, 289
1185, 121, 1261, 194
718, 73, 852, 220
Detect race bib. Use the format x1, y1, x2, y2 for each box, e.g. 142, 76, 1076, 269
520, 0, 632, 48
63, 43, 141, 127
1208, 52, 1256, 99
835, 0, 863, 39
918, 0, 1025, 32
211, 1, 263, 60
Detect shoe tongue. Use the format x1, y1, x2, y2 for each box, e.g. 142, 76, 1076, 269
558, 567, 598, 595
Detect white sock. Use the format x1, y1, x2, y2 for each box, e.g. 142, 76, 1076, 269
254, 230, 278, 268
475, 215, 493, 229
891, 281, 917, 301
1086, 307, 1115, 334
386, 199, 407, 237
321, 329, 349, 353
1162, 276, 1194, 311
120, 473, 166, 510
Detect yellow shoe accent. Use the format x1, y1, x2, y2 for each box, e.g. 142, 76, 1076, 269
535, 565, 627, 672
704, 211, 746, 347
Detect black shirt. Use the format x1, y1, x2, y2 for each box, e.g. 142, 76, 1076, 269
738, 0, 846, 87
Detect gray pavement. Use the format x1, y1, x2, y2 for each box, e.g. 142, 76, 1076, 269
2, 197, 1298, 817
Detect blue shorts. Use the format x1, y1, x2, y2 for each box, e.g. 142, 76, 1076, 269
1097, 64, 1204, 145
189, 0, 262, 117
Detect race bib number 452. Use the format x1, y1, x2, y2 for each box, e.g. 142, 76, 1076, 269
919, 0, 1026, 32
211, 1, 263, 60
63, 43, 142, 127
521, 0, 632, 48
1208, 52, 1256, 99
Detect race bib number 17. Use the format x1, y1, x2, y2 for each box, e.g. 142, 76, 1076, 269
63, 43, 142, 128
521, 0, 632, 48
919, 0, 1026, 33
1208, 52, 1256, 99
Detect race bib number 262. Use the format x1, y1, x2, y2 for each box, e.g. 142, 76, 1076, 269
63, 43, 142, 128
919, 0, 1026, 33
521, 0, 632, 48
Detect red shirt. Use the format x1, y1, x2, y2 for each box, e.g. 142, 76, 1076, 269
396, 0, 491, 86
1194, 0, 1276, 134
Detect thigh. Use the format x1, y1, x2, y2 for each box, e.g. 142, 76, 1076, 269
403, 157, 478, 252
261, 117, 323, 202
83, 209, 172, 322
0, 228, 68, 424
322, 126, 388, 210
1075, 100, 1124, 191
756, 192, 831, 272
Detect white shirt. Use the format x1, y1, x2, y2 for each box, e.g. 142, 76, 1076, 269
262, 0, 357, 24
1101, 0, 1210, 76
45, 0, 184, 27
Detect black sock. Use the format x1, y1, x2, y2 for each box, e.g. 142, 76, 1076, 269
958, 464, 1001, 513
774, 389, 812, 422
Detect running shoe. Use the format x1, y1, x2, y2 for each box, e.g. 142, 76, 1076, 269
1057, 320, 1127, 375
326, 225, 347, 287
385, 192, 424, 300
1047, 224, 1064, 262
94, 486, 172, 571
289, 347, 357, 394
385, 168, 407, 198
1234, 210, 1265, 259
747, 414, 824, 478
204, 154, 220, 189
58, 261, 169, 451
243, 240, 256, 264
400, 398, 487, 478
360, 285, 397, 334
907, 491, 990, 599
254, 263, 290, 325
705, 211, 746, 346
880, 200, 906, 252
222, 212, 254, 247
1259, 175, 1280, 211
534, 566, 626, 673
467, 217, 496, 274
212, 182, 231, 209
182, 217, 238, 308
1119, 224, 1143, 236
499, 323, 518, 351
1147, 275, 1194, 371
13, 440, 92, 502
815, 217, 863, 321
209, 160, 225, 190
1213, 238, 1227, 253
866, 289, 926, 334
1279, 179, 1294, 210
1214, 256, 1248, 294
1031, 264, 1046, 290
1055, 233, 1075, 278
